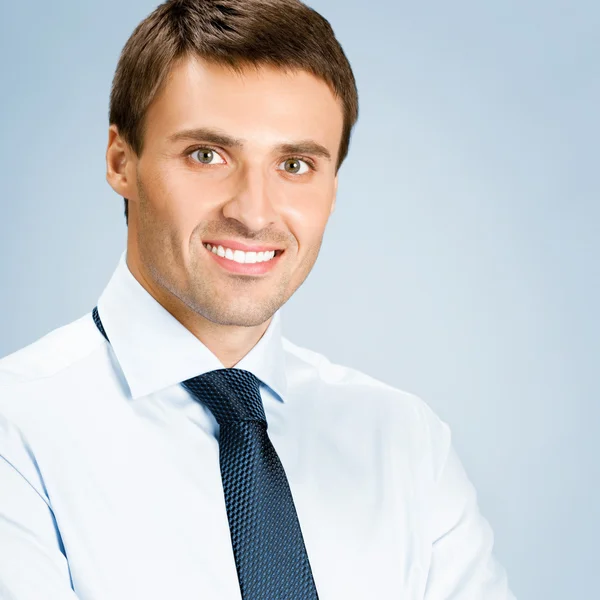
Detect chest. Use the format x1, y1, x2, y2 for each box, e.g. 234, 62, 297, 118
41, 402, 431, 599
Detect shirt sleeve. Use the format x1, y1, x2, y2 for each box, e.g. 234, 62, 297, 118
422, 408, 517, 599
0, 412, 79, 600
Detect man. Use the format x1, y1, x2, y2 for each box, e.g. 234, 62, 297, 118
0, 0, 515, 598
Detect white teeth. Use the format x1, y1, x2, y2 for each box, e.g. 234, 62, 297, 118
204, 243, 278, 263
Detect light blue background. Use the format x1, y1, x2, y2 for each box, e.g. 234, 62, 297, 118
1, 1, 598, 598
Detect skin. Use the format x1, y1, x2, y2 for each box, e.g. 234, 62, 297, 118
106, 56, 344, 367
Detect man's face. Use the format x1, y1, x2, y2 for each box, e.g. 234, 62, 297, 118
118, 57, 343, 328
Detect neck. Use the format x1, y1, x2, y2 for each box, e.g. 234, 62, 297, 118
125, 254, 271, 369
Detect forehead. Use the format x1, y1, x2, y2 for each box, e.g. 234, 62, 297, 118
144, 56, 344, 152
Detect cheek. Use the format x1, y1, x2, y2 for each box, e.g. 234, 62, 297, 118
281, 185, 334, 245
148, 165, 225, 225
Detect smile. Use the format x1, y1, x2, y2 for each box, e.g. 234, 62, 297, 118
203, 243, 281, 264
202, 243, 284, 276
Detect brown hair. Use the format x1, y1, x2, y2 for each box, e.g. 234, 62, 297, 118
109, 0, 359, 225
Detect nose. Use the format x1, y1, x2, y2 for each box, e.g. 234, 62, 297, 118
221, 164, 279, 232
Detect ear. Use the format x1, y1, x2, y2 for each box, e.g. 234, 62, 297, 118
330, 175, 338, 215
106, 125, 136, 198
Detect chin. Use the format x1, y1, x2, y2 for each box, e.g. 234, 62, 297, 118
200, 302, 278, 328
211, 313, 273, 328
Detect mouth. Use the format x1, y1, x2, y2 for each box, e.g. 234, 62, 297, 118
203, 242, 284, 275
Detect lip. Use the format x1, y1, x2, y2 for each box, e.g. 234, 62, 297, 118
203, 239, 284, 253
204, 244, 283, 275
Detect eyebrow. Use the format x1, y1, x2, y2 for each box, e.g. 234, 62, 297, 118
167, 127, 332, 161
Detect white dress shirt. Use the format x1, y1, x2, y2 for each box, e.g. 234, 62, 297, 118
0, 251, 515, 599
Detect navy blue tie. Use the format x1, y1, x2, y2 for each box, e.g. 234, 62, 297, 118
92, 307, 319, 599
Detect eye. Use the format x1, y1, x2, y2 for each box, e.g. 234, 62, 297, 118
278, 158, 312, 175
190, 148, 226, 165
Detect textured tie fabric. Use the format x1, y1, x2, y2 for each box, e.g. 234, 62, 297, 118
92, 307, 319, 599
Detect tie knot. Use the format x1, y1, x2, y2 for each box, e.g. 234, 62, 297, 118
182, 368, 266, 426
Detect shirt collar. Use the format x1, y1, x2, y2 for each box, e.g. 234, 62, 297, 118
96, 251, 287, 402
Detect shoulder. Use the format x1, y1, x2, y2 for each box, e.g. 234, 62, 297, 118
282, 335, 418, 402
0, 314, 103, 501
281, 336, 452, 483
0, 311, 104, 393
281, 336, 448, 435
